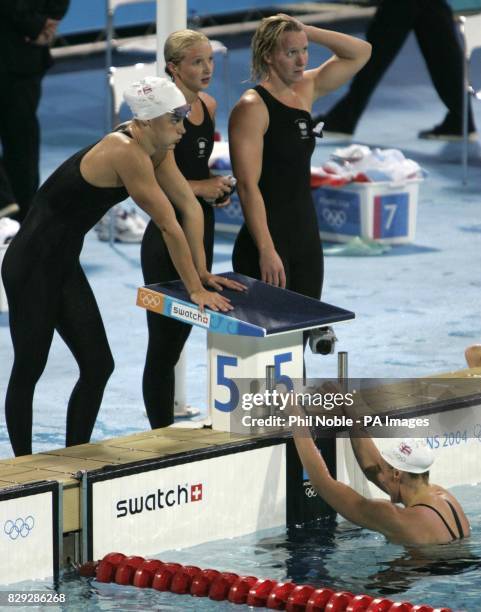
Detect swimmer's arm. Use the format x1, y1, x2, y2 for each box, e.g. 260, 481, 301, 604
348, 437, 390, 495
113, 144, 203, 296
154, 151, 209, 277
301, 24, 371, 97
343, 400, 390, 493
229, 96, 270, 249
293, 433, 401, 538
229, 95, 286, 286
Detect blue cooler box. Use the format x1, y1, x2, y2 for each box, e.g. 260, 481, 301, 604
313, 180, 421, 245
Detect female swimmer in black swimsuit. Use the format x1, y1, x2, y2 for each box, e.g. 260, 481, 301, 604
2, 76, 242, 456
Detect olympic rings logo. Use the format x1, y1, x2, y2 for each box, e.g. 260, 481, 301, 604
322, 208, 347, 229
140, 292, 161, 308
4, 516, 35, 540
304, 486, 318, 499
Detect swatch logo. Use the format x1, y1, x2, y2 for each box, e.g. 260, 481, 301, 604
171, 303, 210, 327
116, 482, 204, 518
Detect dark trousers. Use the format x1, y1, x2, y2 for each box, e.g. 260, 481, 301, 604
326, 0, 475, 133
0, 73, 42, 220
0, 158, 16, 207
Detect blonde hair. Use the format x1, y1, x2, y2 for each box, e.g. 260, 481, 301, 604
251, 15, 303, 81
164, 29, 210, 77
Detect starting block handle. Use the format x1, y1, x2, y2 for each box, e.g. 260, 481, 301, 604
265, 365, 275, 392
338, 351, 348, 386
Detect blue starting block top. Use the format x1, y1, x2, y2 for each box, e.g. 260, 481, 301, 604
136, 272, 355, 337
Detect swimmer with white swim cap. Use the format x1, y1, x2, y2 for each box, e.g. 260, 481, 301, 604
291, 401, 470, 545
2, 75, 242, 456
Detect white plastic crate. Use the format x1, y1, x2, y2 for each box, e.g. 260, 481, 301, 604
313, 179, 421, 245
0, 244, 8, 312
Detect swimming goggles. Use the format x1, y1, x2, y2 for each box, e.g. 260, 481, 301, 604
168, 104, 191, 122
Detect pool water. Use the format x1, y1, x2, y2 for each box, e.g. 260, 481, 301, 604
4, 482, 480, 611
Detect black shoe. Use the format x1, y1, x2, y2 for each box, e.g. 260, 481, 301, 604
418, 123, 478, 142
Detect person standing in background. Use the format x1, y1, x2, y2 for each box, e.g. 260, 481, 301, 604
316, 0, 477, 141
0, 1, 70, 222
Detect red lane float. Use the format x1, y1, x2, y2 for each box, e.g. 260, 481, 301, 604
388, 603, 414, 612
366, 598, 394, 612
152, 567, 174, 591
266, 581, 297, 609
286, 584, 316, 611
247, 579, 279, 607
114, 556, 145, 585
169, 565, 202, 594
325, 591, 354, 611
209, 571, 240, 601
228, 576, 259, 604
346, 593, 374, 611
133, 559, 164, 588
306, 587, 335, 611
191, 569, 221, 597
103, 552, 126, 566
79, 554, 453, 612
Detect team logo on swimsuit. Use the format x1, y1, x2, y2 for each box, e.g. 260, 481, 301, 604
295, 118, 310, 139
399, 442, 412, 456
197, 137, 209, 158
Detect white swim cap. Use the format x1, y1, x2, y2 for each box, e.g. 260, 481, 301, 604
381, 438, 434, 474
123, 76, 187, 120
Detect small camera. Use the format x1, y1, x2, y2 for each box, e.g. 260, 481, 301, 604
214, 176, 237, 205
309, 326, 337, 355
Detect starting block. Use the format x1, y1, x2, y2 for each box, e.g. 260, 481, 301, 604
137, 273, 355, 431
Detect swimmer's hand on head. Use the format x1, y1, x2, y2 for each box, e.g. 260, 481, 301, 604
275, 13, 304, 29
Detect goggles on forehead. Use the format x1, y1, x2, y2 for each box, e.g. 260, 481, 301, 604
168, 104, 191, 121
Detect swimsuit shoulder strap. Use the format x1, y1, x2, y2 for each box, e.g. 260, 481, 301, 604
445, 499, 465, 539
412, 503, 458, 540
112, 124, 133, 138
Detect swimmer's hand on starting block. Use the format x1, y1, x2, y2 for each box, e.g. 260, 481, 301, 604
200, 272, 247, 294
190, 288, 234, 312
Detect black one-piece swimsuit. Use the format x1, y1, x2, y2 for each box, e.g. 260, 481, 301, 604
140, 98, 215, 428
2, 138, 130, 456
232, 85, 323, 300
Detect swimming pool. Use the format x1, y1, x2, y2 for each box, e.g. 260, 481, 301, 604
4, 482, 479, 611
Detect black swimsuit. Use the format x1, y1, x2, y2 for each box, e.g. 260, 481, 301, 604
140, 98, 215, 428
232, 85, 323, 299
2, 134, 130, 456
413, 501, 465, 541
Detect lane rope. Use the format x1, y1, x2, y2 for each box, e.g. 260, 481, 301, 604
79, 553, 453, 612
